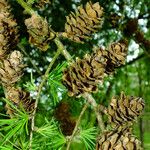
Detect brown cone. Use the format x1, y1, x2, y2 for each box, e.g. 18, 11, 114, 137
107, 92, 145, 127
5, 87, 35, 117
25, 14, 55, 51
0, 51, 24, 86
0, 0, 19, 59
105, 42, 127, 74
62, 48, 107, 97
62, 2, 103, 43
96, 127, 143, 150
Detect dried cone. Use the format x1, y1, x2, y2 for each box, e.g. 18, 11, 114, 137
5, 87, 35, 117
96, 127, 143, 150
25, 14, 55, 51
0, 0, 19, 59
105, 42, 127, 74
63, 49, 107, 96
107, 92, 145, 127
0, 51, 24, 86
62, 2, 103, 43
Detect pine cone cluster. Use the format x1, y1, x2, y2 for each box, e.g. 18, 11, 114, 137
0, 0, 19, 59
107, 92, 145, 127
62, 2, 103, 43
96, 127, 143, 150
63, 42, 127, 97
96, 92, 144, 150
0, 0, 33, 117
25, 14, 55, 51
5, 87, 35, 117
0, 50, 24, 86
54, 101, 76, 136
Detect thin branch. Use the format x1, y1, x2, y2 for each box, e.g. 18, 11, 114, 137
62, 48, 73, 62
16, 0, 35, 15
17, 43, 42, 76
54, 36, 74, 62
83, 93, 105, 132
29, 38, 63, 150
66, 103, 88, 150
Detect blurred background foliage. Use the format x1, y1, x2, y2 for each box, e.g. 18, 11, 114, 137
0, 0, 150, 149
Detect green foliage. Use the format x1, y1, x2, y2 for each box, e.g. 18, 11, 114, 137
0, 99, 29, 148
35, 119, 58, 137
79, 127, 97, 150
48, 62, 67, 106
23, 72, 37, 91
32, 119, 66, 150
0, 146, 13, 150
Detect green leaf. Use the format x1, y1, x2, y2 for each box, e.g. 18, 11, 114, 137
48, 62, 67, 105
51, 133, 66, 149
0, 100, 29, 145
33, 119, 66, 149
23, 72, 37, 91
79, 127, 97, 150
1, 120, 23, 145
36, 120, 58, 137
0, 146, 13, 150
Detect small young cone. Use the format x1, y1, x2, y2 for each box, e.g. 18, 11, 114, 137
25, 14, 55, 51
96, 127, 143, 150
54, 101, 76, 136
0, 51, 24, 86
62, 1, 103, 43
5, 87, 35, 117
0, 0, 19, 58
123, 18, 138, 37
107, 92, 144, 127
